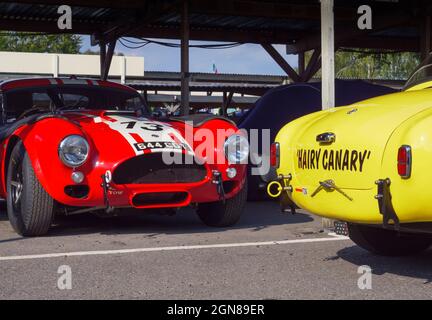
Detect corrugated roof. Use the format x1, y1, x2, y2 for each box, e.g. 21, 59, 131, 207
142, 71, 288, 83
0, 0, 424, 52
129, 80, 276, 96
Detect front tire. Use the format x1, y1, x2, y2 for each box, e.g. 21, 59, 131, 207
6, 141, 55, 236
197, 181, 247, 227
348, 223, 432, 256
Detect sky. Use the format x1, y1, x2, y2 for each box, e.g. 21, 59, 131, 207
81, 36, 298, 75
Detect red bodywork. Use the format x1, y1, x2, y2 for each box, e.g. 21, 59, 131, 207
0, 78, 246, 211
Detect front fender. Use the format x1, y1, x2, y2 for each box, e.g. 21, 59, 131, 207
13, 117, 95, 203
192, 119, 247, 197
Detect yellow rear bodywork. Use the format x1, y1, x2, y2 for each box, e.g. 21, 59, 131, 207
275, 85, 432, 224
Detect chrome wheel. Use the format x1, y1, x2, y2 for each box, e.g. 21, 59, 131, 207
11, 180, 23, 205
9, 161, 23, 211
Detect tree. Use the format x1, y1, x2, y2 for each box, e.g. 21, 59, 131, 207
82, 48, 124, 56
306, 49, 420, 80
335, 50, 420, 80
0, 32, 82, 54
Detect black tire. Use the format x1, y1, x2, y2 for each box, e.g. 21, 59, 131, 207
348, 223, 432, 256
6, 141, 55, 236
197, 181, 247, 227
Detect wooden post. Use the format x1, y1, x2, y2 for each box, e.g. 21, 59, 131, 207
222, 91, 234, 116
298, 51, 305, 76
103, 40, 116, 80
321, 0, 335, 110
99, 39, 106, 80
143, 90, 148, 105
99, 39, 116, 81
420, 15, 431, 61
222, 91, 227, 116
321, 0, 335, 230
180, 0, 190, 115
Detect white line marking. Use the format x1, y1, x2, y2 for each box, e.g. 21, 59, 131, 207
0, 235, 349, 262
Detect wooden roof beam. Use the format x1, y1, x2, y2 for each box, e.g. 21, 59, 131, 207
339, 36, 419, 52
0, 18, 419, 53
286, 13, 414, 54
189, 0, 357, 21
261, 43, 301, 82
127, 26, 307, 44
0, 0, 149, 9
301, 48, 321, 82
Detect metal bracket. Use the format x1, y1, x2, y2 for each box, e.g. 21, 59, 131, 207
101, 173, 114, 213
375, 178, 400, 230
212, 170, 225, 203
266, 173, 296, 214
278, 174, 296, 215
311, 179, 353, 201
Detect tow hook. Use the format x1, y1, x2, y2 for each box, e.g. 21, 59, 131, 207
267, 174, 292, 198
101, 170, 114, 213
266, 174, 296, 214
375, 178, 400, 230
212, 170, 225, 203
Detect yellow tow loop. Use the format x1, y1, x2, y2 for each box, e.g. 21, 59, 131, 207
267, 180, 283, 198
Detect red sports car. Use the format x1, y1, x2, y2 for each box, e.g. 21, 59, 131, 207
0, 78, 248, 236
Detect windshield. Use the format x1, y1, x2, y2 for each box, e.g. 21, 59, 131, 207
404, 55, 432, 90
4, 85, 148, 121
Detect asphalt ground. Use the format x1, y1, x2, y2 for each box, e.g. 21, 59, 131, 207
0, 201, 431, 299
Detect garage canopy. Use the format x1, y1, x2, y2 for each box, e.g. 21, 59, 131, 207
0, 0, 427, 53
0, 0, 430, 114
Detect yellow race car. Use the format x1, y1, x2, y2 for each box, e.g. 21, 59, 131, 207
268, 58, 432, 256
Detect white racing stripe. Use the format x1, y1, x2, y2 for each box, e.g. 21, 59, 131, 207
103, 115, 194, 156
0, 235, 349, 261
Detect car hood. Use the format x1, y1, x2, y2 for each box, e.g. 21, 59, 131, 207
278, 89, 432, 190
61, 110, 194, 166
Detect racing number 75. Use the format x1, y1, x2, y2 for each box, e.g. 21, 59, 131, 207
120, 121, 164, 131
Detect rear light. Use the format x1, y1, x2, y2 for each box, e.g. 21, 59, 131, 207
397, 145, 412, 178
270, 142, 280, 168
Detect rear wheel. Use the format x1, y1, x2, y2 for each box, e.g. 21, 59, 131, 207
197, 182, 247, 227
6, 141, 55, 236
348, 223, 432, 256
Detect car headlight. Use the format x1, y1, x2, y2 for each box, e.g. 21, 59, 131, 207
58, 135, 90, 167
224, 134, 249, 164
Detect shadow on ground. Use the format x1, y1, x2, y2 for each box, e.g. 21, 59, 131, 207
335, 245, 432, 283
39, 201, 314, 237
